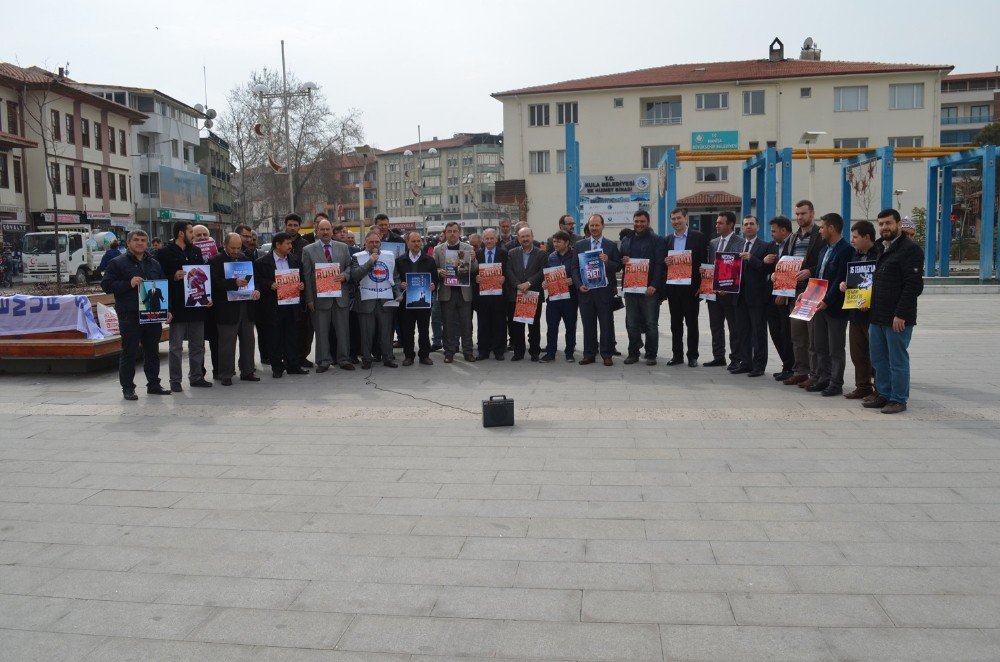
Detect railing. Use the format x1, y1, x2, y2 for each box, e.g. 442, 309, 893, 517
941, 115, 994, 125
640, 117, 683, 127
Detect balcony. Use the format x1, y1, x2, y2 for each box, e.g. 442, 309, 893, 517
941, 115, 994, 125
640, 116, 683, 127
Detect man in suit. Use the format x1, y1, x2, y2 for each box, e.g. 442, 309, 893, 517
302, 218, 354, 373
433, 221, 478, 363
396, 231, 438, 366
350, 230, 399, 369
475, 228, 509, 360
705, 211, 740, 369
255, 231, 308, 378
506, 226, 548, 361
806, 212, 853, 397
783, 200, 824, 388
663, 208, 707, 367
763, 216, 796, 381
620, 210, 666, 366
733, 215, 776, 377
574, 214, 622, 366
210, 233, 261, 386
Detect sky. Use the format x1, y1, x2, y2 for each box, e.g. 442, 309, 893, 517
5, 0, 999, 151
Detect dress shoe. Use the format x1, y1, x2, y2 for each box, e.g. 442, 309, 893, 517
727, 361, 740, 371
271, 371, 283, 378
748, 370, 765, 377
773, 370, 793, 381
170, 382, 183, 393
350, 356, 361, 364
783, 374, 808, 385
402, 357, 414, 366
821, 385, 843, 397
494, 355, 505, 361
340, 363, 355, 371
613, 350, 622, 356
731, 367, 751, 374
286, 368, 309, 375
419, 357, 434, 366
430, 343, 443, 353
510, 354, 524, 362
383, 360, 398, 368
240, 374, 260, 382
300, 358, 314, 368
212, 373, 221, 382
477, 355, 490, 361
530, 355, 540, 362
147, 386, 172, 395
666, 358, 684, 366
844, 386, 874, 399
881, 401, 907, 414
703, 358, 727, 367
315, 365, 329, 373
603, 357, 614, 366
464, 353, 476, 362
688, 359, 699, 367
190, 379, 213, 388
540, 355, 555, 363
623, 355, 640, 365
123, 389, 138, 401
565, 355, 576, 362
798, 377, 818, 389
579, 357, 595, 365
221, 378, 233, 386
862, 392, 881, 404
805, 380, 829, 393
863, 395, 889, 409
646, 358, 657, 366
443, 355, 454, 364
361, 360, 372, 369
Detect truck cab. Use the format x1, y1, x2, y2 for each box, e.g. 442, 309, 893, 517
21, 225, 96, 284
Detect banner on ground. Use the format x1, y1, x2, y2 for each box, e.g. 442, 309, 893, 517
0, 294, 107, 339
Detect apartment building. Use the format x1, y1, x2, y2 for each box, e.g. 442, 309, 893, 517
940, 70, 999, 146
195, 131, 235, 227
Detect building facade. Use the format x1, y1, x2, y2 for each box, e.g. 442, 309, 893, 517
195, 131, 235, 228
494, 39, 952, 237
0, 72, 38, 248
940, 71, 999, 146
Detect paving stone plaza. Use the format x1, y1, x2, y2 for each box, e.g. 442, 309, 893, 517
1, 293, 998, 660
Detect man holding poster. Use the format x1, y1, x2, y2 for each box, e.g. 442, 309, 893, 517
396, 231, 438, 366
541, 230, 578, 362
506, 227, 547, 361
733, 215, 775, 377
301, 219, 353, 373
664, 209, 708, 367
210, 233, 261, 386
704, 212, 740, 369
433, 222, 478, 363
838, 221, 881, 399
351, 230, 400, 369
763, 216, 795, 380
475, 229, 508, 361
805, 213, 852, 397
620, 210, 665, 366
255, 232, 308, 378
574, 214, 621, 366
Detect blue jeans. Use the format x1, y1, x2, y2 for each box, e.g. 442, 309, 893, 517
545, 298, 578, 357
869, 323, 913, 404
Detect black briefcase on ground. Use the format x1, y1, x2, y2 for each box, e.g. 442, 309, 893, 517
482, 394, 514, 427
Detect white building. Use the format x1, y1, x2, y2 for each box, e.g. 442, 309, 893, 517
494, 38, 953, 238
940, 70, 998, 146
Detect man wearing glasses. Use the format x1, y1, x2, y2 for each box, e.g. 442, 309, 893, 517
547, 214, 582, 252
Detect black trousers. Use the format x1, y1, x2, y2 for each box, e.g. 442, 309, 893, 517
118, 313, 162, 391
578, 288, 615, 359
707, 295, 739, 362
665, 289, 700, 361
507, 298, 542, 358
268, 308, 300, 374
735, 301, 768, 372
255, 315, 271, 363
765, 298, 794, 371
398, 307, 431, 359
476, 296, 508, 358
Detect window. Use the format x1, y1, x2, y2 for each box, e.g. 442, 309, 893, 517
51, 110, 61, 141
834, 86, 868, 112
477, 152, 499, 166
766, 140, 778, 149
94, 170, 103, 199
889, 135, 924, 161
889, 83, 924, 110
171, 140, 179, 158
446, 176, 458, 186
481, 192, 494, 204
12, 158, 22, 193
120, 130, 127, 156
800, 87, 812, 98
65, 165, 75, 195
119, 174, 128, 200
6, 101, 18, 135
556, 149, 566, 173
642, 98, 682, 125
109, 126, 117, 154
556, 101, 578, 124
80, 168, 90, 197
742, 90, 765, 115
696, 92, 729, 110
95, 122, 103, 150
51, 163, 61, 194
641, 145, 678, 169
108, 171, 116, 199
971, 104, 992, 122
613, 98, 624, 108
833, 137, 869, 162
81, 118, 90, 148
0, 154, 7, 189
528, 104, 550, 127
528, 150, 550, 174
448, 194, 459, 205
65, 114, 75, 143
139, 173, 159, 196
137, 96, 154, 112
696, 166, 728, 182
748, 141, 759, 151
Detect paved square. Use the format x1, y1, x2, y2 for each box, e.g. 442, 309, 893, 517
1, 294, 999, 660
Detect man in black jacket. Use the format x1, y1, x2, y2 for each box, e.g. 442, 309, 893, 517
101, 230, 172, 400
865, 208, 924, 414
283, 213, 315, 368
505, 227, 547, 361
733, 215, 776, 377
396, 231, 438, 366
156, 221, 213, 392
210, 233, 262, 385
783, 200, 824, 388
763, 216, 795, 380
838, 220, 881, 400
475, 229, 509, 360
255, 232, 308, 378
620, 210, 666, 366
663, 208, 708, 367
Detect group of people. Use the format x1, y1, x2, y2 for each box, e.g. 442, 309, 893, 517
101, 203, 923, 415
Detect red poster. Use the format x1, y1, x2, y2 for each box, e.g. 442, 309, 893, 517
513, 291, 539, 324
276, 268, 301, 306
789, 278, 829, 321
698, 264, 716, 301
623, 258, 649, 293
666, 250, 692, 285
543, 266, 570, 300
713, 252, 742, 293
478, 264, 504, 296
772, 256, 803, 297
315, 263, 341, 298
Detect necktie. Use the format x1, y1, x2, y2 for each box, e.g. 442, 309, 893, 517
324, 243, 332, 261
744, 240, 751, 253
487, 250, 493, 264
719, 236, 728, 253
592, 239, 599, 251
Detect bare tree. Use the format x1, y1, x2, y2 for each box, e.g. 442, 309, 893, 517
846, 160, 878, 220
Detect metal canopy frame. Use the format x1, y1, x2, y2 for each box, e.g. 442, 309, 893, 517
564, 123, 582, 233
741, 147, 793, 241
925, 146, 998, 280
840, 146, 895, 239
655, 149, 679, 236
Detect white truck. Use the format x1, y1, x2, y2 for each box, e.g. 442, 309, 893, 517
21, 225, 117, 284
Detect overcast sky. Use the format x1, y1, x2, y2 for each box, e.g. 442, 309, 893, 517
6, 0, 998, 150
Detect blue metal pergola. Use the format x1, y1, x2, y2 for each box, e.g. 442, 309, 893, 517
654, 149, 678, 236
741, 147, 793, 241
925, 146, 998, 280
840, 146, 895, 239
564, 123, 582, 233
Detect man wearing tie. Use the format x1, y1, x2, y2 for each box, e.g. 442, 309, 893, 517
733, 215, 776, 377
475, 229, 509, 360
301, 218, 353, 373
505, 227, 548, 361
704, 212, 740, 369
763, 216, 795, 381
663, 208, 708, 367
574, 214, 622, 366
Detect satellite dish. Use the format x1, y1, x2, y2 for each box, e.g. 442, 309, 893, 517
194, 103, 204, 113
204, 119, 214, 129
206, 109, 217, 119
803, 37, 814, 49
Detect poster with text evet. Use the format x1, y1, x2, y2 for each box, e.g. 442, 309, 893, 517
444, 249, 471, 287
772, 256, 803, 297
698, 264, 716, 301
623, 258, 649, 293
182, 265, 212, 307
478, 263, 504, 296
666, 250, 692, 285
276, 269, 301, 305
713, 252, 742, 294
513, 291, 539, 324
843, 261, 876, 310
315, 263, 342, 298
138, 279, 169, 324
543, 266, 570, 300
578, 249, 608, 289
790, 278, 829, 321
224, 261, 255, 301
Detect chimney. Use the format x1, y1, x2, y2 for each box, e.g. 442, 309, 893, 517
769, 38, 784, 62
57, 67, 65, 78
